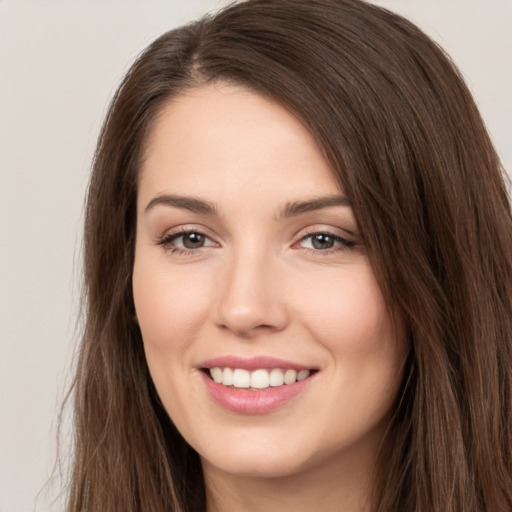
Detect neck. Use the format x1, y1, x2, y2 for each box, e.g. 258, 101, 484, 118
203, 444, 378, 512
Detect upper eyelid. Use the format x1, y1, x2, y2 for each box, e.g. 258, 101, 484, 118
156, 230, 219, 254
157, 224, 216, 241
300, 231, 351, 241
295, 225, 356, 241
296, 232, 354, 247
159, 230, 215, 245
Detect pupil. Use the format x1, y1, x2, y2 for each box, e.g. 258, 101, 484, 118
312, 234, 334, 250
183, 232, 205, 249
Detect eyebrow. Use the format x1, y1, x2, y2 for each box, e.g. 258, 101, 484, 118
278, 195, 351, 218
144, 193, 351, 217
145, 194, 219, 215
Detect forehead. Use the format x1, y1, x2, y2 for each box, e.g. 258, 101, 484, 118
138, 82, 341, 205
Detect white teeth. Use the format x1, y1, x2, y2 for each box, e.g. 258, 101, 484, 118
297, 369, 310, 381
250, 369, 270, 389
284, 369, 297, 384
210, 367, 223, 383
232, 368, 250, 388
208, 367, 312, 389
269, 368, 284, 387
222, 367, 234, 386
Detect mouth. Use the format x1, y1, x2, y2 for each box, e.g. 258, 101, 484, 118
198, 356, 319, 413
204, 367, 317, 390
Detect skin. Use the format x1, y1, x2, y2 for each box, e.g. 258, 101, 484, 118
132, 82, 406, 512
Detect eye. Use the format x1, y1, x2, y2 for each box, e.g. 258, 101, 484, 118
158, 229, 217, 252
297, 231, 355, 252
176, 231, 208, 249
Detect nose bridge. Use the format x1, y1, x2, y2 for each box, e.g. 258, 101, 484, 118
215, 241, 287, 336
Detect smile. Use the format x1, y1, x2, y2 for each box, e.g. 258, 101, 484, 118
199, 358, 318, 414
209, 367, 311, 389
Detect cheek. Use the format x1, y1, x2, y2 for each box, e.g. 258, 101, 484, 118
132, 260, 217, 425
295, 264, 393, 351
132, 259, 213, 361
294, 265, 403, 413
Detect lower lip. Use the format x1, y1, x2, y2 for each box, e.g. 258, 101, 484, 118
200, 371, 314, 414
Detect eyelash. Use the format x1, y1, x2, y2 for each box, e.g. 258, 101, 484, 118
156, 229, 215, 256
156, 229, 356, 256
295, 230, 355, 255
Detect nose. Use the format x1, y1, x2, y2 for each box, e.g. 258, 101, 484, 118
214, 248, 289, 337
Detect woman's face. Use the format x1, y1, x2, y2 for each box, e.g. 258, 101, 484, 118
133, 83, 405, 479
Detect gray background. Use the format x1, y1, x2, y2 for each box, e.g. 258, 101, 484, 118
1, 1, 511, 511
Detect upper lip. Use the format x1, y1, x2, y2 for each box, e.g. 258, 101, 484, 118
199, 355, 315, 371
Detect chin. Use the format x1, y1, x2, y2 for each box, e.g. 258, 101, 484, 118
200, 445, 314, 479
189, 411, 389, 484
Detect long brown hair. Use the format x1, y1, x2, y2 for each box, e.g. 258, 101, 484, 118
67, 1, 512, 510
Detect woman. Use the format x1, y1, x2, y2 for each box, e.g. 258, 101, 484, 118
68, 0, 512, 510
